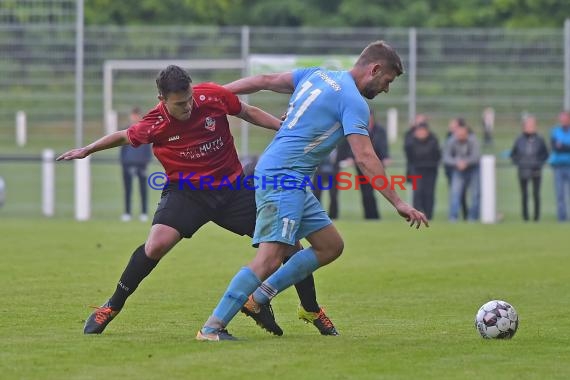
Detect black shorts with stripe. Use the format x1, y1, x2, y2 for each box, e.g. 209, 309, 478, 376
152, 180, 256, 238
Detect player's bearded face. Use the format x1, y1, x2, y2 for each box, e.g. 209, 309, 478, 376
163, 88, 194, 121
362, 69, 397, 99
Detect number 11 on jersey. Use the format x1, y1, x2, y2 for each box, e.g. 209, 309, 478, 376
286, 81, 322, 129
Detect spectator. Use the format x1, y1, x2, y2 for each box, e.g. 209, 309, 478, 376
444, 117, 469, 220
356, 110, 391, 219
549, 110, 570, 221
443, 122, 481, 222
337, 110, 391, 219
312, 149, 340, 219
120, 107, 152, 222
404, 122, 441, 220
510, 115, 549, 221
404, 113, 428, 183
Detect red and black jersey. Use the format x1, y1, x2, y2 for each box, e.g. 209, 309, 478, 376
127, 83, 243, 186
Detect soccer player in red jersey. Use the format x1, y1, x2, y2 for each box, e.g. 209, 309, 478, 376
57, 65, 337, 336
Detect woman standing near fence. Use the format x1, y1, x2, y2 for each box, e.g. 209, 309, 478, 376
510, 115, 549, 221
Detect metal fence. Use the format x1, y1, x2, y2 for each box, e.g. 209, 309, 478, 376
0, 3, 568, 221
1, 20, 569, 150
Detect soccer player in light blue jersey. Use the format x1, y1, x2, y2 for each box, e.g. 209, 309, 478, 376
197, 41, 429, 341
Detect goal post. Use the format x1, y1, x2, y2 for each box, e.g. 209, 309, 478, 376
103, 59, 247, 134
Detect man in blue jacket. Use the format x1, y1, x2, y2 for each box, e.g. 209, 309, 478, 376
549, 111, 570, 221
120, 107, 153, 222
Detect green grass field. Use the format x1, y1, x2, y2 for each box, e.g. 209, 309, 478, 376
1, 115, 567, 379
1, 219, 569, 379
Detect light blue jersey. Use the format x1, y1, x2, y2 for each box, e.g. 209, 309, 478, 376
252, 67, 371, 246
256, 67, 370, 180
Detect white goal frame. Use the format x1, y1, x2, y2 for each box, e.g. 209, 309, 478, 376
103, 58, 248, 147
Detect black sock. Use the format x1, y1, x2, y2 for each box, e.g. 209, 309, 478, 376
108, 244, 159, 310
294, 275, 320, 312
284, 255, 320, 312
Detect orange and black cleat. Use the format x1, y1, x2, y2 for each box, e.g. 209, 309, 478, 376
83, 301, 120, 334
298, 305, 339, 336
241, 295, 283, 336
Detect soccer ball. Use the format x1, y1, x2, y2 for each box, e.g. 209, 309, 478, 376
475, 300, 518, 339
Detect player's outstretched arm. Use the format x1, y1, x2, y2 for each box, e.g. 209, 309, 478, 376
237, 102, 282, 131
347, 133, 429, 229
56, 130, 130, 161
224, 72, 295, 95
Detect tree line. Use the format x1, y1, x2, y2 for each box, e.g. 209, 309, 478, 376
82, 0, 568, 28
1, 0, 567, 28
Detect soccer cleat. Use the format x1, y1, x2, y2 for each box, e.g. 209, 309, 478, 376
83, 301, 120, 334
196, 328, 237, 341
241, 295, 283, 336
297, 304, 339, 336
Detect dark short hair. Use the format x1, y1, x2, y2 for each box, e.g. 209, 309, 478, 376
355, 40, 404, 76
156, 65, 192, 98
456, 117, 467, 127
131, 106, 141, 115
456, 124, 469, 132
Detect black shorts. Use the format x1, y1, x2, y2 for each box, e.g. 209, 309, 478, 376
152, 181, 256, 238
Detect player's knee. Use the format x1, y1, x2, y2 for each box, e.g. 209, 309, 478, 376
262, 254, 283, 275
328, 236, 344, 260
145, 224, 181, 260
144, 239, 171, 260
334, 237, 344, 258
329, 235, 345, 262
313, 236, 343, 265
250, 249, 285, 279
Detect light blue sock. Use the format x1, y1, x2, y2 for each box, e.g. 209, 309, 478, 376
253, 247, 319, 304
202, 267, 261, 333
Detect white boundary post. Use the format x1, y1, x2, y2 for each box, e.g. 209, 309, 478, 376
387, 107, 398, 144
0, 176, 5, 208
16, 111, 27, 147
480, 155, 496, 224
74, 157, 90, 221
105, 110, 118, 135
42, 149, 55, 217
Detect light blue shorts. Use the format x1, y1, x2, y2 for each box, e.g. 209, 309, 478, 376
252, 182, 332, 247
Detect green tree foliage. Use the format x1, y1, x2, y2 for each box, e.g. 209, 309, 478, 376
85, 0, 235, 25
490, 0, 570, 28
83, 0, 569, 28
